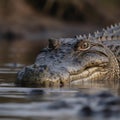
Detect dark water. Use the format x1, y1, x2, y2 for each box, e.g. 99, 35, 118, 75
0, 39, 120, 120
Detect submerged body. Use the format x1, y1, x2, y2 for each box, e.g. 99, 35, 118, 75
17, 23, 120, 87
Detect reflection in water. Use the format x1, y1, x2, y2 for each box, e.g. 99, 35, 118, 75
0, 87, 120, 120
0, 40, 120, 120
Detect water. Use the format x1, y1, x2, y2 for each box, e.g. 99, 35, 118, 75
0, 39, 120, 120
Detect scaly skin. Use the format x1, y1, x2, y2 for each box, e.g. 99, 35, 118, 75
16, 23, 120, 87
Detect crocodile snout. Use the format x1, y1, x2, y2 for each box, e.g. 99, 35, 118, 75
16, 64, 49, 87
16, 64, 69, 87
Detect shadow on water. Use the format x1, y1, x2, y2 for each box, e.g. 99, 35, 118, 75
0, 38, 120, 120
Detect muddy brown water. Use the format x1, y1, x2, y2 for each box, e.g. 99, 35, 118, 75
0, 39, 120, 120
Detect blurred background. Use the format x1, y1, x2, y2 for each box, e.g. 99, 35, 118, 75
0, 0, 120, 65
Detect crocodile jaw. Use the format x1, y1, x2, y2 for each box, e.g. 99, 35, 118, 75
16, 58, 109, 87
70, 67, 108, 85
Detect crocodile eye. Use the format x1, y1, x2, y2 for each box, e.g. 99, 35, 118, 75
80, 41, 90, 50
74, 40, 91, 51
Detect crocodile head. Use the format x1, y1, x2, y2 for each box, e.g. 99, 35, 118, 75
16, 37, 119, 87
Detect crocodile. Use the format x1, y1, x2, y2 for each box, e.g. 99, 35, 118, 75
16, 23, 120, 87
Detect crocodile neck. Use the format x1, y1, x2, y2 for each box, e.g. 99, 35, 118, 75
96, 24, 120, 79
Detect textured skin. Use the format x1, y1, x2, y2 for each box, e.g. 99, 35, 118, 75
16, 23, 120, 87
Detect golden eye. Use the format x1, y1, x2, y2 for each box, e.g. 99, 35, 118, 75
74, 40, 91, 51
80, 42, 90, 50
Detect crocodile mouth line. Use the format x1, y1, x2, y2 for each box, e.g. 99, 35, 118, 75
70, 66, 108, 85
